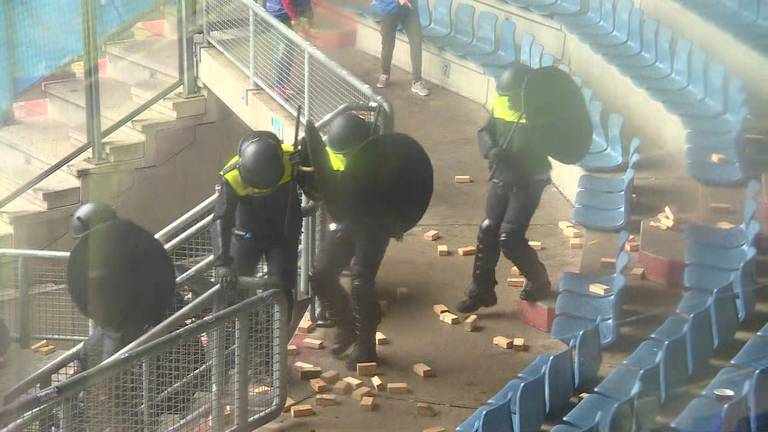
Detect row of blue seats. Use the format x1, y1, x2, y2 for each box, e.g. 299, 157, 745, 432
456, 324, 605, 431
571, 142, 638, 231
551, 182, 763, 432
347, 0, 641, 173
672, 320, 768, 432
483, 0, 750, 186
674, 0, 768, 52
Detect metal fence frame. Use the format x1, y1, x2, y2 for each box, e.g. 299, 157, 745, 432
202, 0, 394, 132
2, 289, 288, 432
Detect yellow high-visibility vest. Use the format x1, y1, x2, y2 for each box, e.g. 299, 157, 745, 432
326, 147, 347, 172
219, 144, 294, 196
492, 96, 527, 124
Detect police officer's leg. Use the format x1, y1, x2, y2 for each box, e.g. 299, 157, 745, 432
345, 232, 390, 370
264, 239, 298, 321
310, 227, 357, 356
499, 179, 551, 301
232, 237, 265, 304
456, 180, 509, 313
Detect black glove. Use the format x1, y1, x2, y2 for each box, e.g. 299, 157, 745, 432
288, 150, 302, 166
215, 266, 238, 291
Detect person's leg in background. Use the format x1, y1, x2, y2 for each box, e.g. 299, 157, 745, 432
265, 240, 299, 320
309, 227, 357, 355
273, 16, 296, 97
499, 179, 551, 301
401, 4, 430, 96
378, 13, 400, 88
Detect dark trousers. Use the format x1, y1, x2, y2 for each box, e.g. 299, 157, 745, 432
467, 178, 550, 297
233, 236, 298, 311
379, 7, 423, 82
311, 227, 389, 334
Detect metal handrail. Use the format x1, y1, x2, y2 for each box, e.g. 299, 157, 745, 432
204, 0, 394, 132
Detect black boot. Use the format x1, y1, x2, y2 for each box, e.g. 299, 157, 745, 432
345, 330, 377, 371
329, 297, 356, 357
519, 277, 551, 301
500, 235, 551, 302
456, 244, 499, 313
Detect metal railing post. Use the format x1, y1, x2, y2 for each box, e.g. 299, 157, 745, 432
210, 312, 226, 432
0, 1, 16, 125
249, 9, 255, 82
234, 310, 250, 429
303, 50, 310, 121
81, 0, 103, 163
17, 257, 30, 348
178, 0, 200, 97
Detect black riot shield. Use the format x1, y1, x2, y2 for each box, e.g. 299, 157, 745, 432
523, 66, 592, 164
67, 219, 175, 333
305, 124, 433, 237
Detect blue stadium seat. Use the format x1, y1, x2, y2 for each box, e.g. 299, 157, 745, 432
558, 0, 603, 28
596, 6, 644, 57
586, 101, 608, 153
530, 42, 544, 68
487, 373, 547, 432
426, 3, 475, 48
563, 393, 634, 432
685, 195, 759, 248
418, 0, 431, 28
668, 63, 729, 117
468, 19, 517, 68
551, 319, 603, 389
574, 186, 628, 209
571, 204, 629, 231
541, 53, 556, 66
680, 81, 748, 134
650, 316, 691, 402
546, 348, 576, 414
520, 33, 535, 67
675, 293, 715, 376
581, 87, 593, 104
685, 156, 746, 187
560, 245, 630, 294
456, 407, 485, 432
626, 29, 674, 81
680, 285, 739, 350
642, 39, 693, 94
623, 341, 663, 431
595, 366, 656, 431
477, 398, 512, 432
581, 0, 635, 45
685, 246, 757, 321
531, 0, 583, 16
671, 395, 749, 432
685, 222, 760, 271
445, 11, 497, 57
421, 0, 452, 39
565, 0, 614, 35
579, 113, 626, 171
427, 3, 474, 48
703, 366, 764, 432
654, 47, 707, 105
556, 277, 625, 346
732, 335, 768, 370
578, 147, 639, 192
614, 22, 671, 71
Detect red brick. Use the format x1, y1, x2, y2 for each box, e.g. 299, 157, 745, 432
519, 299, 556, 332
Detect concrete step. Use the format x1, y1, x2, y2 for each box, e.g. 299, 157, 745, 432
69, 125, 146, 163
44, 76, 175, 131
0, 117, 81, 165
105, 36, 179, 85
131, 86, 207, 119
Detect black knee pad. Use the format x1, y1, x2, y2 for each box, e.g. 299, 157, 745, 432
499, 232, 529, 260
478, 218, 501, 244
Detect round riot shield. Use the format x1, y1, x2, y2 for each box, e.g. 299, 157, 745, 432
342, 133, 433, 236
67, 219, 175, 332
523, 66, 592, 164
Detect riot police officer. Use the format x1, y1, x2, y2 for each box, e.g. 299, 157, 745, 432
67, 202, 176, 371
309, 113, 391, 370
456, 64, 552, 313
211, 131, 308, 312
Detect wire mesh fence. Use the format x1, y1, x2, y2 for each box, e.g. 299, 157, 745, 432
4, 290, 287, 432
203, 0, 390, 126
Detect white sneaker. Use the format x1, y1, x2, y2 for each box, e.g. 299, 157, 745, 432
411, 80, 430, 96
376, 74, 390, 88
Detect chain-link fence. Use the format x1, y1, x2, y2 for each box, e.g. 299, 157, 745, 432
203, 0, 393, 129
3, 290, 287, 432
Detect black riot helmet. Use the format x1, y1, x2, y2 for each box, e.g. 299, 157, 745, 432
71, 202, 117, 239
496, 63, 533, 111
237, 131, 285, 190
326, 113, 370, 154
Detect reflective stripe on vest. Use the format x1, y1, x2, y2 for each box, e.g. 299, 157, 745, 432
219, 144, 294, 196
492, 96, 527, 123
326, 147, 347, 172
